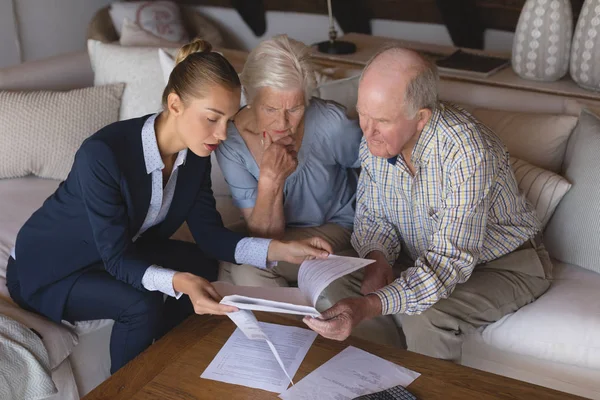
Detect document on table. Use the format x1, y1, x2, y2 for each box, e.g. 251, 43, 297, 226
279, 346, 421, 400
214, 255, 375, 317
201, 312, 317, 393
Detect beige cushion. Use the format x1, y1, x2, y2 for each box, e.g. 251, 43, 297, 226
510, 157, 571, 227
119, 18, 183, 47
0, 84, 124, 180
314, 75, 360, 118
470, 109, 577, 173
545, 109, 600, 274
88, 40, 178, 120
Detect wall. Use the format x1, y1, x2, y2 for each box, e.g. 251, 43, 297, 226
196, 6, 514, 54
0, 1, 21, 68
0, 0, 112, 68
0, 2, 514, 70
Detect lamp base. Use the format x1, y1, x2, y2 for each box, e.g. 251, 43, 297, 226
316, 39, 356, 55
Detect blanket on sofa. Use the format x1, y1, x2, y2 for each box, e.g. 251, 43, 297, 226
0, 314, 57, 400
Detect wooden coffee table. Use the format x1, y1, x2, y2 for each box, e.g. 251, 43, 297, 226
84, 312, 584, 400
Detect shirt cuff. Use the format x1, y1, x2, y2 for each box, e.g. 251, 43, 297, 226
141, 265, 183, 299
352, 240, 396, 266
372, 281, 407, 315
234, 237, 275, 269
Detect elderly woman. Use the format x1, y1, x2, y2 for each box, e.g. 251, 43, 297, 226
216, 35, 363, 287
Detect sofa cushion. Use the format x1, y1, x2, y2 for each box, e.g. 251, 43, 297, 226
314, 75, 360, 119
0, 84, 124, 180
510, 157, 572, 227
88, 40, 178, 120
0, 177, 60, 278
545, 109, 600, 274
481, 261, 600, 370
469, 109, 577, 173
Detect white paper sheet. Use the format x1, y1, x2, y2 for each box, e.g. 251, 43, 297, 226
279, 346, 421, 400
298, 255, 375, 307
201, 320, 317, 393
226, 310, 295, 385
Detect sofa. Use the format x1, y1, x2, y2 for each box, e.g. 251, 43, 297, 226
1, 48, 600, 399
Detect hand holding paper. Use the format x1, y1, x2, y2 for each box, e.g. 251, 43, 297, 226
214, 255, 375, 317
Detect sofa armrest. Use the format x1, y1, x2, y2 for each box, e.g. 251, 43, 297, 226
0, 51, 93, 91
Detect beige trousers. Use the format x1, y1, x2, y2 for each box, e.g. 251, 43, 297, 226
396, 240, 552, 361
325, 239, 552, 357
219, 223, 406, 347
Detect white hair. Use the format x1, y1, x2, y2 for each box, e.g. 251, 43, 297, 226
240, 35, 316, 105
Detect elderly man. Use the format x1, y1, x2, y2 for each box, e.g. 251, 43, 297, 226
304, 47, 552, 361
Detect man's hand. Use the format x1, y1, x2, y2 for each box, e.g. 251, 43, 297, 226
172, 272, 238, 315
360, 251, 394, 295
303, 294, 383, 341
267, 237, 333, 264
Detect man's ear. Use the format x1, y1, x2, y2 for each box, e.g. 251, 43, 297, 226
416, 108, 433, 132
167, 92, 184, 116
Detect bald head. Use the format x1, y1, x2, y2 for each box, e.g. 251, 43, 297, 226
359, 47, 438, 118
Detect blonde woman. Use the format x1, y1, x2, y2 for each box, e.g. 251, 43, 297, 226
216, 35, 363, 288
6, 39, 332, 374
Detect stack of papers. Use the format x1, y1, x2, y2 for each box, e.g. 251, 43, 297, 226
201, 311, 317, 393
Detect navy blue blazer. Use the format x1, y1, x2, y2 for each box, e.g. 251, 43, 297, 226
11, 115, 245, 322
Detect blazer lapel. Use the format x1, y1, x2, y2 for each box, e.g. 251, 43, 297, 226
159, 156, 204, 237
126, 125, 152, 235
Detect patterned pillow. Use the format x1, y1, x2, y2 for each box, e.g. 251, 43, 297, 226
109, 1, 188, 43
0, 84, 124, 180
510, 156, 572, 228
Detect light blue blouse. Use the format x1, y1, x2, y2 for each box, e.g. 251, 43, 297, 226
216, 98, 362, 229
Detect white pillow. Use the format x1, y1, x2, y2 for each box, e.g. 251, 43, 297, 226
510, 157, 572, 228
158, 47, 176, 85
109, 1, 188, 43
120, 18, 183, 47
88, 40, 178, 120
0, 84, 125, 180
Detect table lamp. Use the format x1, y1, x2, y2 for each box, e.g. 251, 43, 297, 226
316, 0, 356, 54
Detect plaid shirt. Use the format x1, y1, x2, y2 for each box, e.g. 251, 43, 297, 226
351, 102, 540, 315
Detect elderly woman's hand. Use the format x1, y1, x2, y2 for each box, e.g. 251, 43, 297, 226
260, 132, 298, 185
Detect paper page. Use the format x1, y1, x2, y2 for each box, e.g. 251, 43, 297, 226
279, 346, 421, 400
213, 282, 312, 307
227, 310, 295, 385
201, 320, 317, 393
221, 295, 321, 317
298, 255, 375, 307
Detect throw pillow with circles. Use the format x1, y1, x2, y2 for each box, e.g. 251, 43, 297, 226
109, 1, 189, 43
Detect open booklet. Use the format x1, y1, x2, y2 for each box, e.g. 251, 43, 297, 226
213, 255, 375, 317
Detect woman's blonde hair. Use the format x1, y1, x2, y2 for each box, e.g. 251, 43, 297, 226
240, 35, 316, 105
162, 38, 240, 108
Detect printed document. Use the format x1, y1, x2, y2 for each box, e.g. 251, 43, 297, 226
214, 255, 374, 317
279, 346, 421, 399
201, 313, 317, 393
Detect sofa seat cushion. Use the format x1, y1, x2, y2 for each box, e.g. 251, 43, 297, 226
481, 261, 600, 370
0, 177, 61, 278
